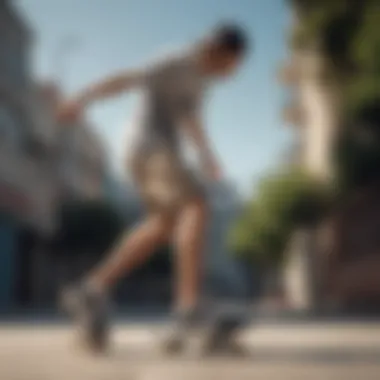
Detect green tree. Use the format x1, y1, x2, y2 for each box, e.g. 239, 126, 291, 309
229, 168, 332, 267
231, 0, 379, 272
289, 0, 380, 192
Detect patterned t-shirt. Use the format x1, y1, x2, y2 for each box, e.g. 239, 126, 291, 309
125, 49, 208, 160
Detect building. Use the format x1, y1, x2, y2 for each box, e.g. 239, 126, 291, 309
0, 1, 107, 310
57, 121, 107, 201
278, 0, 344, 180
25, 83, 114, 307
278, 27, 340, 179
35, 81, 108, 203
280, 2, 380, 311
278, 4, 343, 310
0, 0, 58, 309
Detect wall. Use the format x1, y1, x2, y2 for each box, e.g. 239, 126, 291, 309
322, 185, 380, 308
58, 124, 106, 201
0, 216, 17, 309
0, 1, 61, 310
0, 2, 58, 236
297, 52, 339, 180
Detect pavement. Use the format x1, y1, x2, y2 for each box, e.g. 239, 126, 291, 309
1, 320, 380, 379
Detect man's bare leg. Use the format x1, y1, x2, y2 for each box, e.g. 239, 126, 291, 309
174, 197, 208, 313
62, 213, 174, 352
87, 213, 174, 291
163, 197, 208, 353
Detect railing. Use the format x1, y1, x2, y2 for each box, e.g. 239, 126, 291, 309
282, 102, 305, 127
59, 164, 104, 200
277, 61, 300, 85
0, 144, 58, 234
28, 103, 58, 148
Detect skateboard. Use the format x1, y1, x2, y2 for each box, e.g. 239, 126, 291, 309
201, 313, 249, 356
161, 308, 250, 357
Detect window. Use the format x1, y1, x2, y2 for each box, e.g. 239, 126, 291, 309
24, 136, 48, 160
0, 104, 22, 148
6, 41, 27, 89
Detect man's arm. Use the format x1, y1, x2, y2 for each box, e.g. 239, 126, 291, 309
75, 69, 145, 106
57, 68, 147, 122
182, 116, 222, 181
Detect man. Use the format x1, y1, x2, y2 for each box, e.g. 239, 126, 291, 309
58, 22, 249, 353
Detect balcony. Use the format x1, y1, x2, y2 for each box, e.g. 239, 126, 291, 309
277, 61, 300, 86
282, 102, 306, 127
28, 104, 58, 149
0, 143, 58, 234
0, 76, 29, 111
282, 140, 304, 165
59, 162, 104, 201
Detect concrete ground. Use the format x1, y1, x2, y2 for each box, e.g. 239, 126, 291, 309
0, 321, 380, 380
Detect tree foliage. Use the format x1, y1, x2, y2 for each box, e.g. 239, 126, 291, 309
229, 168, 332, 266
289, 0, 380, 192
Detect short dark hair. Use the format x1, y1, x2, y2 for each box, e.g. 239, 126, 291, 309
210, 23, 249, 56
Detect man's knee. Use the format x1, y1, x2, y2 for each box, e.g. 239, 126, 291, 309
182, 194, 209, 220
149, 212, 175, 237
191, 196, 209, 214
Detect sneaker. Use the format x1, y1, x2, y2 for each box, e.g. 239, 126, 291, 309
61, 284, 110, 353
200, 312, 248, 356
161, 329, 186, 354
161, 307, 204, 355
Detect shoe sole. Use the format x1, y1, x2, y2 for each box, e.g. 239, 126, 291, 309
60, 288, 109, 354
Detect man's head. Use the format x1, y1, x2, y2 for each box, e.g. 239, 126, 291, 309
200, 23, 249, 78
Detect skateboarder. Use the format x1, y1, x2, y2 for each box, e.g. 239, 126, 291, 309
58, 22, 249, 353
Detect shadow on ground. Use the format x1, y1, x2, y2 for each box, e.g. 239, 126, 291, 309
248, 348, 380, 365
107, 346, 380, 365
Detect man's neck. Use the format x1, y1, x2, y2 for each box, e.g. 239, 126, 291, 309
194, 47, 215, 78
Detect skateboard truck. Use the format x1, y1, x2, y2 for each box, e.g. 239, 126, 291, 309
201, 303, 249, 356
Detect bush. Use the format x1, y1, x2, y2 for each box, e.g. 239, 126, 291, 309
229, 167, 332, 267
289, 0, 380, 194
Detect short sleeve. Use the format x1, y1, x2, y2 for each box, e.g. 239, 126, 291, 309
139, 50, 206, 120
139, 54, 185, 88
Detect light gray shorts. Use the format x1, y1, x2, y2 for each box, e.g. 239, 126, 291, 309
128, 147, 205, 215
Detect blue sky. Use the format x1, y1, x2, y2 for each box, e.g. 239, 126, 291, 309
17, 0, 292, 197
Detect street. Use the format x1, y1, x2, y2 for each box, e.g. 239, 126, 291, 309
0, 321, 380, 379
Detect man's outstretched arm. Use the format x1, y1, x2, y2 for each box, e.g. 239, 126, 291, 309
75, 69, 146, 106
57, 69, 147, 121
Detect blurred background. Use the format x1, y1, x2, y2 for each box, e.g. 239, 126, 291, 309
0, 0, 380, 319
2, 0, 380, 378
